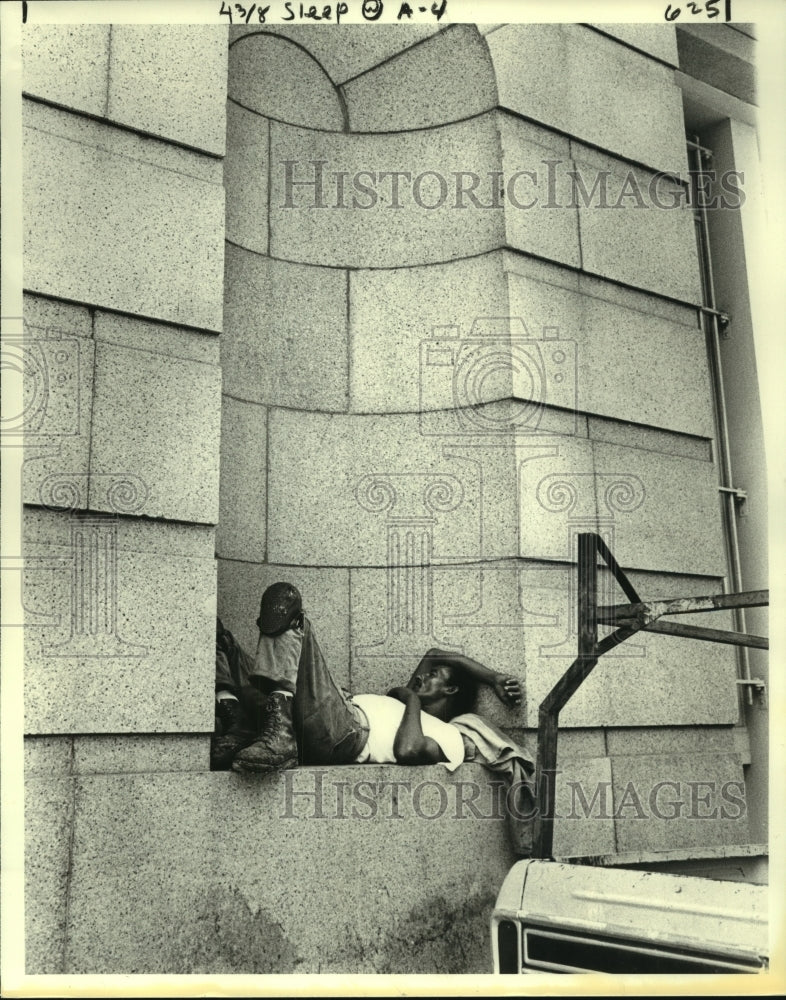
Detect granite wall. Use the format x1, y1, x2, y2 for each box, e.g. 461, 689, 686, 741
21, 21, 753, 976
218, 24, 743, 752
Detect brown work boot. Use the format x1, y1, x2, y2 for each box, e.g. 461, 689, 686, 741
210, 697, 255, 771
232, 692, 298, 774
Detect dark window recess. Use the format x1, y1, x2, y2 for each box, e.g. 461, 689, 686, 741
523, 928, 765, 975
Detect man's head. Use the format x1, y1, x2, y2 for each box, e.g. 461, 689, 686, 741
407, 661, 477, 720
256, 582, 303, 636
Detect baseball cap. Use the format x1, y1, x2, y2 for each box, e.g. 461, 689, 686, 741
256, 582, 303, 636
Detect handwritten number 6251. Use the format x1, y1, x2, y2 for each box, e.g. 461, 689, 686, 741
665, 0, 730, 21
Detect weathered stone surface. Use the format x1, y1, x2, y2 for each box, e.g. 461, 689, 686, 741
590, 440, 726, 576
552, 756, 616, 858
89, 342, 221, 524
267, 408, 517, 567
488, 24, 687, 174
587, 628, 737, 727
553, 729, 607, 758
351, 248, 711, 436
223, 246, 349, 409
224, 101, 269, 256
22, 24, 110, 117
578, 268, 697, 326
486, 24, 567, 126
93, 311, 220, 367
23, 511, 216, 735
23, 99, 222, 183
25, 776, 73, 973
343, 25, 496, 131
518, 435, 597, 562
610, 752, 749, 853
20, 307, 95, 511
72, 735, 207, 774
268, 114, 504, 267
229, 31, 344, 130
505, 253, 714, 437
498, 114, 580, 268
588, 23, 679, 65
217, 396, 267, 563
23, 505, 216, 554
21, 294, 93, 340
605, 726, 737, 757
574, 146, 702, 304
107, 26, 227, 154
60, 766, 513, 973
25, 736, 73, 775
349, 254, 509, 414
217, 560, 351, 691
229, 23, 443, 85
587, 416, 712, 463
24, 106, 224, 331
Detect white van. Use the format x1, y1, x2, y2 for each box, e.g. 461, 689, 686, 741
491, 860, 768, 975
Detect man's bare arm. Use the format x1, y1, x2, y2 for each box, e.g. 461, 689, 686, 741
388, 687, 446, 765
417, 648, 522, 707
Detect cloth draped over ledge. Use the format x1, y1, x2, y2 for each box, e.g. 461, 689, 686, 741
451, 713, 536, 857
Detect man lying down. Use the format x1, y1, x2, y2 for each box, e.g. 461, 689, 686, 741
213, 583, 534, 828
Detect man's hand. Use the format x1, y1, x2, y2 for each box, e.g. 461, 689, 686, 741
387, 685, 416, 703
492, 673, 522, 707
389, 685, 445, 765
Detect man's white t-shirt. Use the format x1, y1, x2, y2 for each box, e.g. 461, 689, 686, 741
351, 693, 465, 771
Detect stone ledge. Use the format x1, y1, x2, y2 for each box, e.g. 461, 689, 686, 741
26, 764, 515, 974
24, 734, 208, 775
26, 758, 755, 972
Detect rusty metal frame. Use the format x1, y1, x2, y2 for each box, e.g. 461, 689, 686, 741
532, 532, 769, 860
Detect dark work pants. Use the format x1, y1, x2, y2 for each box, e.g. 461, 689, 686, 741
292, 619, 369, 764
216, 617, 368, 764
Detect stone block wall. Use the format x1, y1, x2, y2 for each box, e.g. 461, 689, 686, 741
21, 24, 229, 973
217, 21, 751, 893
25, 758, 516, 974
20, 21, 755, 977
21, 23, 226, 740
219, 23, 739, 740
